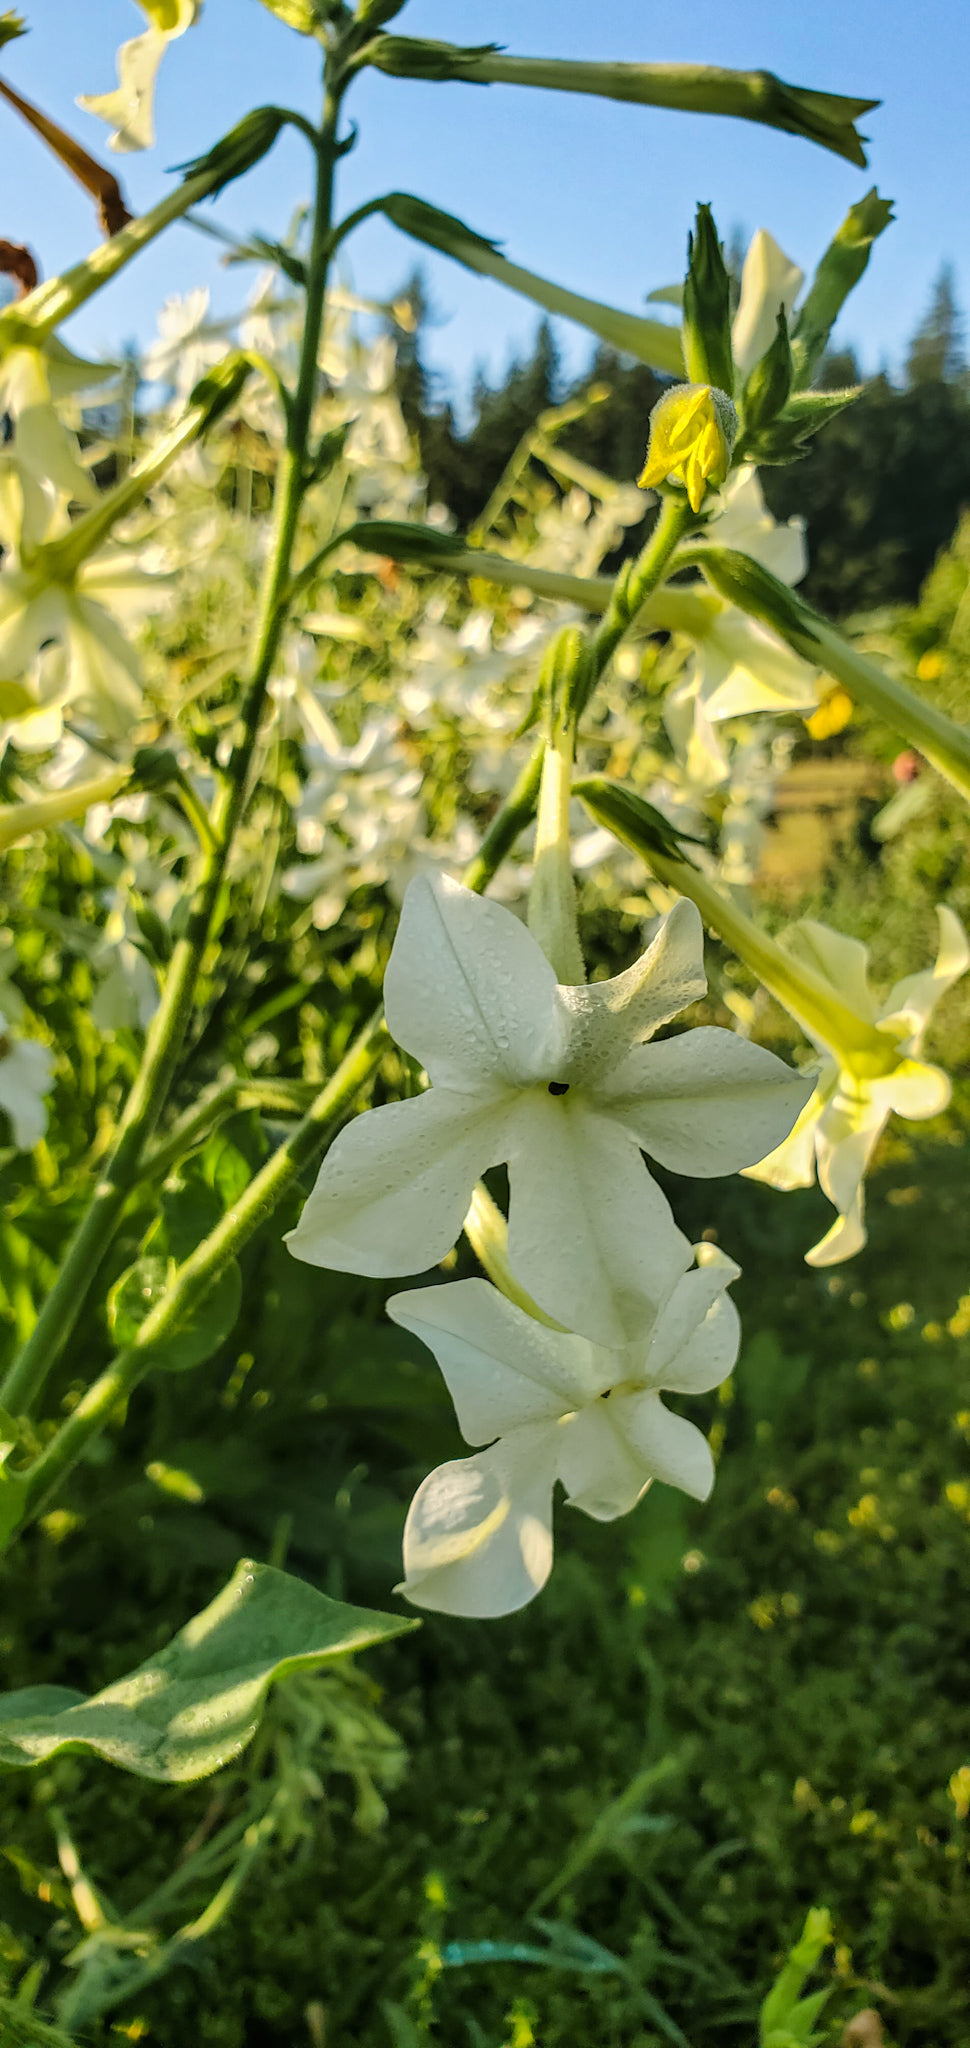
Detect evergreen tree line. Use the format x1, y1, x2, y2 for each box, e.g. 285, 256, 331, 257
394, 264, 970, 619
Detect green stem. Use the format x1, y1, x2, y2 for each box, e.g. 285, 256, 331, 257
0, 73, 348, 1422
575, 495, 698, 717
461, 739, 544, 894
17, 1011, 389, 1532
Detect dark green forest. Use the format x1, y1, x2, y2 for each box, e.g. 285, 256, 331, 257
395, 263, 970, 619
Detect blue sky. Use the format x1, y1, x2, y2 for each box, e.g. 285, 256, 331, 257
1, 1, 967, 405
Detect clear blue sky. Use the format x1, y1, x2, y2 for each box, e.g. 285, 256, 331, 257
2, 1, 968, 404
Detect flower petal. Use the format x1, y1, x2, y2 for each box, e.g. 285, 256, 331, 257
600, 1028, 813, 1177
882, 906, 970, 1046
784, 920, 876, 1024
286, 1086, 508, 1277
400, 1433, 557, 1617
556, 897, 706, 1084
556, 1404, 652, 1521
506, 1094, 692, 1347
881, 1057, 951, 1121
643, 1265, 741, 1392
731, 229, 804, 380
384, 872, 563, 1089
606, 1390, 715, 1501
386, 1278, 605, 1445
743, 1071, 828, 1189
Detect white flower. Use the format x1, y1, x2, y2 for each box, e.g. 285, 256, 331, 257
747, 909, 970, 1264
77, 0, 202, 154
0, 1011, 54, 1150
0, 477, 167, 731
287, 874, 810, 1345
731, 229, 805, 382
0, 339, 112, 529
142, 289, 232, 404
388, 1253, 739, 1617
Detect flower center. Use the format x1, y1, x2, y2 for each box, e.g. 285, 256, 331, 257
547, 1081, 569, 1096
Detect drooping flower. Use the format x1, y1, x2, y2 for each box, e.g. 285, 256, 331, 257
388, 1251, 739, 1617
746, 909, 970, 1263
287, 873, 810, 1345
0, 1011, 55, 1150
0, 337, 112, 532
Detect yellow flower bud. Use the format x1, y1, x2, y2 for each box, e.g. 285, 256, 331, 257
638, 382, 738, 514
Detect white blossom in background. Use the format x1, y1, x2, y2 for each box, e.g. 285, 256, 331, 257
0, 339, 113, 535
388, 1250, 739, 1616
0, 1012, 54, 1150
287, 874, 810, 1345
398, 600, 553, 731
282, 714, 424, 928
531, 483, 646, 579
747, 908, 970, 1264
142, 289, 233, 407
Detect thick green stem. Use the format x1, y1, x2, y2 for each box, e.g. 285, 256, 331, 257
17, 1011, 389, 1531
577, 496, 698, 716
0, 77, 347, 1421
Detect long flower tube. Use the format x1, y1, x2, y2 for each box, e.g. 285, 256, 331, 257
680, 542, 970, 803
0, 769, 129, 852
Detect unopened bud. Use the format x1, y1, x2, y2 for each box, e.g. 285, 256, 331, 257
682, 204, 735, 396
638, 383, 738, 514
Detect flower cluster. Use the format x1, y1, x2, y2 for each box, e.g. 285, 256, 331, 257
289, 871, 810, 1613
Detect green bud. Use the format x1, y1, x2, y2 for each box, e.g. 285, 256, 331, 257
175, 106, 291, 198
338, 518, 469, 563
791, 188, 894, 387
572, 775, 706, 863
364, 35, 502, 80
682, 204, 734, 396
684, 543, 821, 655
740, 306, 792, 437
355, 0, 408, 22
0, 11, 26, 51
255, 0, 330, 33
129, 746, 181, 792
538, 624, 588, 727
187, 352, 252, 427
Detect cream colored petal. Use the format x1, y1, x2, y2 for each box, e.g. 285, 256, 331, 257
783, 920, 876, 1023
386, 1278, 606, 1445
287, 1088, 510, 1279
556, 897, 707, 1084
77, 28, 169, 154
599, 1028, 813, 1179
400, 1433, 557, 1618
881, 906, 970, 1046
732, 229, 804, 381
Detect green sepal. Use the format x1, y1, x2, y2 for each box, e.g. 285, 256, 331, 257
0, 1560, 416, 1781
791, 188, 894, 387
682, 203, 735, 396
307, 420, 352, 485
572, 775, 707, 863
355, 0, 408, 25
0, 10, 27, 50
174, 106, 291, 197
377, 191, 500, 259
740, 306, 793, 438
364, 34, 501, 79
743, 381, 862, 463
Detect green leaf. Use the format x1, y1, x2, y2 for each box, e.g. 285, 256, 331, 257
107, 1250, 242, 1373
0, 1560, 416, 1781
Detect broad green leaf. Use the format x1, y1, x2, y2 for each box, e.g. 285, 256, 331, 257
0, 1559, 416, 1781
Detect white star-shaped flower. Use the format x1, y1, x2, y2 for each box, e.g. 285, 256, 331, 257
746, 908, 970, 1264
388, 1252, 739, 1617
287, 874, 810, 1344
